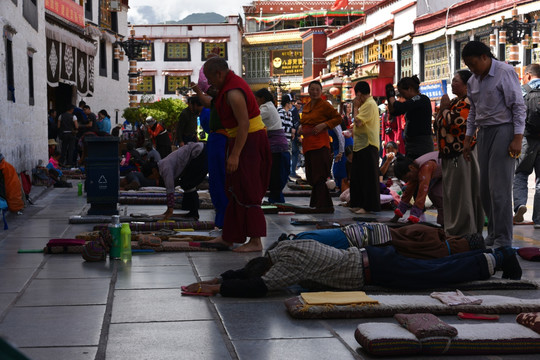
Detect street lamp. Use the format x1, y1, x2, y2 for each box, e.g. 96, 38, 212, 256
492, 7, 538, 66
336, 56, 359, 101
268, 75, 289, 103
336, 58, 360, 77
114, 25, 152, 107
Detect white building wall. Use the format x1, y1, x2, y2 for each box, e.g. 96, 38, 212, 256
0, 1, 47, 172
134, 20, 242, 102
83, 6, 129, 127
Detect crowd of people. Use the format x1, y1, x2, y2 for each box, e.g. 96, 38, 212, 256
176, 40, 532, 295
34, 39, 538, 294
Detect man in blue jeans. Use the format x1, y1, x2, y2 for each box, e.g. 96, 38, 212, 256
182, 238, 521, 297
513, 63, 540, 228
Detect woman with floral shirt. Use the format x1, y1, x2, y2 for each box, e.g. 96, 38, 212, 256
435, 70, 484, 236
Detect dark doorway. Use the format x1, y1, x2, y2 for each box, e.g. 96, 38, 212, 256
47, 83, 73, 113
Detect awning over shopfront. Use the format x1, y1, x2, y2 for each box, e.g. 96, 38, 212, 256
46, 23, 97, 97
247, 10, 364, 23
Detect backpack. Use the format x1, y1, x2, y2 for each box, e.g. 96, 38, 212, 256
524, 84, 540, 133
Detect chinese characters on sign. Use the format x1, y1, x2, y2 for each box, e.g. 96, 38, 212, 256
271, 50, 303, 76
45, 0, 85, 28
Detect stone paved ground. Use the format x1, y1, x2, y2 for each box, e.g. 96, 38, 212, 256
0, 180, 539, 360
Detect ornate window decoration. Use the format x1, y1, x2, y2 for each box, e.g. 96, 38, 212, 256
165, 43, 190, 61
201, 42, 227, 60
423, 39, 449, 82
165, 75, 190, 94
400, 44, 413, 79
137, 76, 154, 94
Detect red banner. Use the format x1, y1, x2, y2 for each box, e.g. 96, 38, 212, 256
331, 0, 349, 11
45, 0, 85, 28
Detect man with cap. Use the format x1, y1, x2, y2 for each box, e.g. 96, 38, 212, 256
145, 116, 172, 159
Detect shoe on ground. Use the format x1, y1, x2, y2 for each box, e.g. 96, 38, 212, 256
496, 246, 522, 280
513, 205, 527, 223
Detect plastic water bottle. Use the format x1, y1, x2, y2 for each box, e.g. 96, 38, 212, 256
108, 215, 122, 259
120, 223, 132, 263
77, 182, 83, 196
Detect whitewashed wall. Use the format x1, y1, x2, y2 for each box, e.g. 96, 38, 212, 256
134, 19, 243, 102
79, 3, 129, 127
0, 1, 47, 172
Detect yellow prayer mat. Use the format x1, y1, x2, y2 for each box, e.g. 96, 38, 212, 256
301, 291, 379, 305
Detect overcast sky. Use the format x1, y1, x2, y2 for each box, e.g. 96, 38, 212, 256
128, 0, 252, 24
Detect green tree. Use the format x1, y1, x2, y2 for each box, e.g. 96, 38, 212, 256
122, 98, 187, 129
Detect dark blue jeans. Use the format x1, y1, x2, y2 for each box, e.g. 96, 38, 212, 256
366, 246, 491, 289
208, 132, 228, 228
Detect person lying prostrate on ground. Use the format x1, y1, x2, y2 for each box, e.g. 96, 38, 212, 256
182, 239, 521, 297
282, 222, 485, 259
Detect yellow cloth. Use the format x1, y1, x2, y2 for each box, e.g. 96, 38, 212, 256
226, 115, 265, 138
353, 96, 380, 151
301, 291, 379, 305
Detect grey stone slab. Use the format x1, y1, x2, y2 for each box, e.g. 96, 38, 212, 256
106, 321, 232, 360
215, 301, 330, 340
17, 278, 110, 306
328, 318, 395, 353
129, 252, 190, 267
111, 289, 213, 323
233, 338, 355, 360
191, 253, 259, 277
0, 305, 105, 347
20, 346, 97, 360
115, 265, 196, 289
37, 255, 113, 279
0, 293, 16, 315
0, 237, 50, 251
0, 267, 36, 292
0, 252, 44, 269
3, 220, 69, 238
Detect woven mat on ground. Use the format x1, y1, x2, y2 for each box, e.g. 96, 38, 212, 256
355, 322, 540, 356
262, 203, 335, 214
286, 291, 540, 319
70, 215, 199, 224
117, 197, 214, 209
46, 240, 217, 254
60, 169, 85, 179
134, 241, 217, 252
514, 221, 535, 225
93, 220, 215, 232
119, 191, 182, 197
290, 216, 356, 225
288, 183, 313, 190
362, 278, 539, 293
269, 190, 339, 197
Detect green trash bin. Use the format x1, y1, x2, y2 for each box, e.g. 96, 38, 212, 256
85, 136, 119, 215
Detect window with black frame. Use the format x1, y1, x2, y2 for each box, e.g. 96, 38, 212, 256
201, 42, 227, 61
165, 43, 190, 61
165, 75, 190, 94
137, 76, 155, 94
